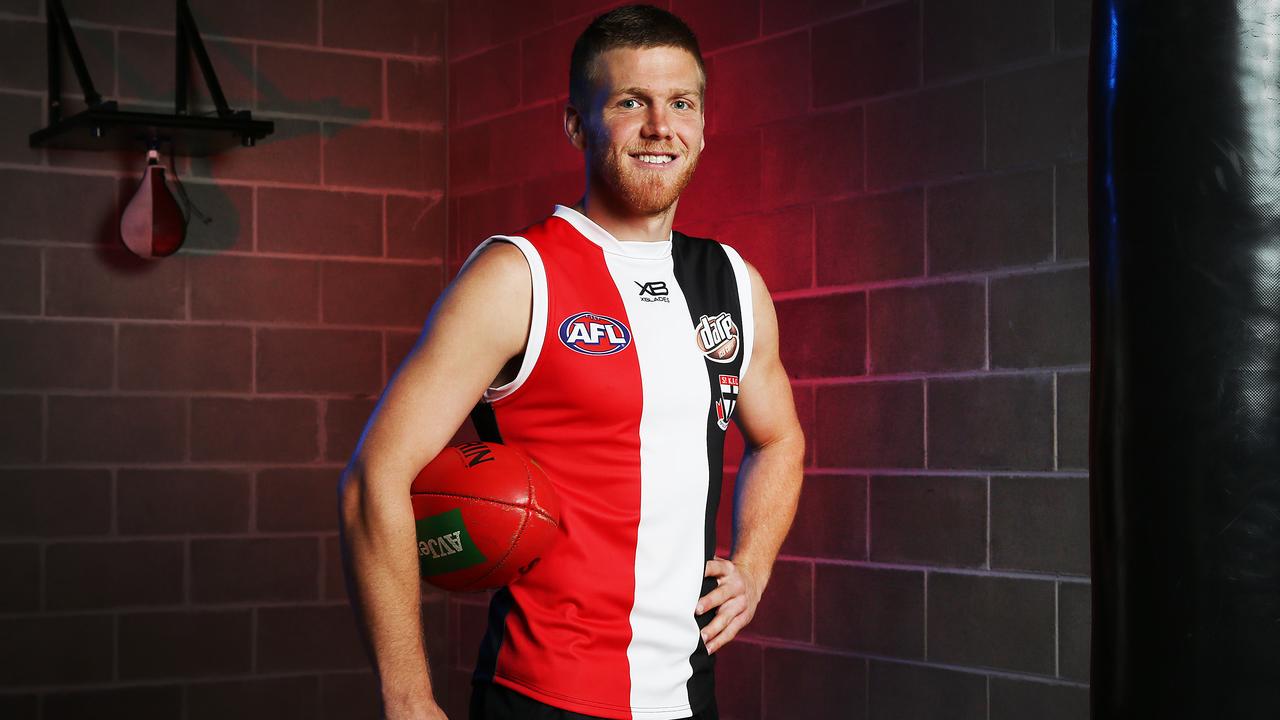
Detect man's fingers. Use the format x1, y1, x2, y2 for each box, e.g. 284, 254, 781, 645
696, 557, 761, 654
695, 582, 734, 614
700, 595, 744, 644
706, 616, 746, 654
696, 566, 746, 613
706, 556, 737, 576
706, 594, 747, 632
704, 602, 750, 654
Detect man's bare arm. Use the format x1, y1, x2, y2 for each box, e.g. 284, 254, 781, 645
337, 242, 531, 718
698, 261, 805, 653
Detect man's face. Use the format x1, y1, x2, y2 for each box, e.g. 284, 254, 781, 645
572, 45, 706, 215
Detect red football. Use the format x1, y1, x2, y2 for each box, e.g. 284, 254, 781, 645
410, 441, 560, 592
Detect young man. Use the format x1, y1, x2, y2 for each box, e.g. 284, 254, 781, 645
339, 6, 804, 720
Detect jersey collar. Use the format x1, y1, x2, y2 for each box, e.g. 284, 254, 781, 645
553, 204, 673, 259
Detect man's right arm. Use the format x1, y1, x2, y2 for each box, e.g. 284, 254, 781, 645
337, 241, 532, 719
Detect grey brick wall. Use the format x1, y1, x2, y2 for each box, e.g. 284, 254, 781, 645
0, 0, 448, 716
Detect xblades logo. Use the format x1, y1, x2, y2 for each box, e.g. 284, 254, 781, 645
636, 281, 668, 296
635, 280, 670, 303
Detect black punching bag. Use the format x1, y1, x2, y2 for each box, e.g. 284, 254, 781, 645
1090, 1, 1280, 718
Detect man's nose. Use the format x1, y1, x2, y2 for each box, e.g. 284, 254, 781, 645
643, 106, 673, 139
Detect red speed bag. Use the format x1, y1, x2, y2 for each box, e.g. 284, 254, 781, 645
120, 148, 186, 259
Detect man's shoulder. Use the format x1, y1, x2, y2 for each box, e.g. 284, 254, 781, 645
454, 237, 533, 295
510, 209, 570, 240
459, 211, 567, 277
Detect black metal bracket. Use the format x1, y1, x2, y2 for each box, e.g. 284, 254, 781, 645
30, 0, 273, 155
46, 0, 102, 122
175, 0, 232, 120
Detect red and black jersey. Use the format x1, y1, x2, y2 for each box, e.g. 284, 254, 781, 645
461, 205, 754, 720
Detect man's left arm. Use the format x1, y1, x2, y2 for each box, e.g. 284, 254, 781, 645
697, 261, 805, 654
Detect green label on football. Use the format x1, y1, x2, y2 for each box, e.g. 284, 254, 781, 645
415, 507, 487, 576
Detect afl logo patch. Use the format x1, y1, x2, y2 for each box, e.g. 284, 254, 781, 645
559, 311, 632, 355
695, 312, 740, 363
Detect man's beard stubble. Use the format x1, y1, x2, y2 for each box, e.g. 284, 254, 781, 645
590, 139, 701, 216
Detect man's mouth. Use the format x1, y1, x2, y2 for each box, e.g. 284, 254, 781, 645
630, 152, 677, 165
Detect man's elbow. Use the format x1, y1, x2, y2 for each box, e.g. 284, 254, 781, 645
746, 425, 805, 466
338, 463, 368, 530
338, 459, 416, 532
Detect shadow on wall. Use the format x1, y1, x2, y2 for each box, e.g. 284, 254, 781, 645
39, 19, 387, 256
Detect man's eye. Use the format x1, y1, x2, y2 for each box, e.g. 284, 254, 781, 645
620, 98, 641, 109
673, 100, 691, 110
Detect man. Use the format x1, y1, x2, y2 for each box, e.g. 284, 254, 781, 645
338, 6, 804, 720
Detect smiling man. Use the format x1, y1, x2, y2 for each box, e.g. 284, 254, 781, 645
338, 6, 804, 720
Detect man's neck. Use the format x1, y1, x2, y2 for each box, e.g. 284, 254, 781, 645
573, 188, 678, 244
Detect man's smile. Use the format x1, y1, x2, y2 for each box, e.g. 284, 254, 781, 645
629, 151, 679, 168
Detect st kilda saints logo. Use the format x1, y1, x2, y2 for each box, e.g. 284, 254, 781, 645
694, 311, 740, 363
558, 311, 632, 355
716, 374, 739, 430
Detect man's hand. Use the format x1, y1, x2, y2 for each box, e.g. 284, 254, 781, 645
695, 556, 764, 654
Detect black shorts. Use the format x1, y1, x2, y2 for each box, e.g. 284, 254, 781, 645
469, 680, 720, 720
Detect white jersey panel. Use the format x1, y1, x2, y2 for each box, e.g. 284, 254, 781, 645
603, 251, 712, 720
718, 243, 754, 383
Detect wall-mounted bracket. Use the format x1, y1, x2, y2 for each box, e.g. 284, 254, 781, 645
29, 0, 273, 156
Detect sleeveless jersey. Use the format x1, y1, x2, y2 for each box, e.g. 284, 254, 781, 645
458, 204, 755, 720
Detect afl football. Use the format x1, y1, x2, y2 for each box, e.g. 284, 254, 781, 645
410, 441, 560, 592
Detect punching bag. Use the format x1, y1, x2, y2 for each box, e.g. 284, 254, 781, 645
120, 148, 186, 259
1090, 1, 1280, 718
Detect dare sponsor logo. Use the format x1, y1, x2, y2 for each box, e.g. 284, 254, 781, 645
695, 311, 740, 363
558, 311, 632, 355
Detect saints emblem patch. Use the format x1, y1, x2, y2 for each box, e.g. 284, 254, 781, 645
695, 312, 739, 363
716, 374, 739, 430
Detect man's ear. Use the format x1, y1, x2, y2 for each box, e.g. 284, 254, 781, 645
564, 105, 586, 152
700, 134, 706, 153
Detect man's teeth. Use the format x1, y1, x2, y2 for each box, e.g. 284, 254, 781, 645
636, 154, 674, 164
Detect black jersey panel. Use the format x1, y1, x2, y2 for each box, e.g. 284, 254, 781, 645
670, 230, 746, 714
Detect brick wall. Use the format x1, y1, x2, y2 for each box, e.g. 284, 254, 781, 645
0, 0, 1092, 716
0, 0, 447, 717
445, 1, 1091, 719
